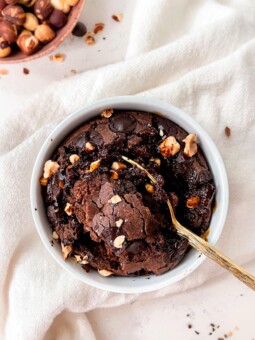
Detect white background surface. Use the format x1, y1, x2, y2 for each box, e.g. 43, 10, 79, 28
0, 0, 254, 339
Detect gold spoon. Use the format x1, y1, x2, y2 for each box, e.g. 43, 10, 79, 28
122, 156, 255, 291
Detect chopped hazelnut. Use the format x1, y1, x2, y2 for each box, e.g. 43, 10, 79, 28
110, 170, 119, 180
40, 177, 48, 186
69, 154, 79, 164
111, 161, 127, 170
64, 202, 73, 215
145, 183, 154, 193
101, 109, 113, 118
154, 158, 161, 166
115, 219, 123, 228
89, 159, 101, 172
61, 243, 72, 260
84, 32, 95, 45
59, 180, 64, 188
225, 126, 231, 137
43, 160, 59, 178
73, 254, 81, 262
85, 142, 95, 153
113, 235, 125, 248
160, 136, 180, 157
49, 53, 65, 62
52, 231, 59, 239
108, 195, 122, 204
94, 22, 104, 34
98, 269, 113, 277
186, 196, 200, 209
182, 134, 198, 157
112, 13, 123, 22
159, 129, 164, 137
74, 254, 88, 264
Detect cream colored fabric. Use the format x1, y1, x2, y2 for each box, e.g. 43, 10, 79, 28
1, 0, 255, 339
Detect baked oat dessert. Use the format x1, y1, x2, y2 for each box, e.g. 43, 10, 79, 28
40, 109, 215, 276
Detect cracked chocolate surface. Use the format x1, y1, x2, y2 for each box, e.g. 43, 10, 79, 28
43, 110, 215, 276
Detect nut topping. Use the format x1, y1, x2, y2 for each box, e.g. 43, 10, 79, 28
61, 243, 72, 260
40, 177, 48, 186
186, 196, 200, 209
115, 219, 123, 228
89, 159, 101, 172
108, 195, 122, 204
52, 231, 59, 239
93, 22, 104, 34
98, 269, 113, 277
113, 235, 125, 248
64, 202, 73, 215
69, 154, 79, 164
112, 13, 123, 22
101, 109, 113, 118
111, 162, 127, 171
110, 170, 119, 180
160, 136, 180, 157
84, 32, 95, 45
85, 142, 95, 153
145, 183, 154, 193
182, 134, 198, 157
43, 160, 59, 178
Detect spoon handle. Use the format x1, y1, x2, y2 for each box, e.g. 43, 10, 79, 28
167, 200, 255, 291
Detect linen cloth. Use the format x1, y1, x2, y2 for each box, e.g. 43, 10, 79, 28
1, 0, 255, 339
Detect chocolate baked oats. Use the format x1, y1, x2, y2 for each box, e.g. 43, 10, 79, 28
40, 110, 215, 276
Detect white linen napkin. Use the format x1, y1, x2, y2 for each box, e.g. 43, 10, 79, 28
0, 0, 255, 339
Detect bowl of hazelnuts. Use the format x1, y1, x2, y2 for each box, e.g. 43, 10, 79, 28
0, 0, 85, 63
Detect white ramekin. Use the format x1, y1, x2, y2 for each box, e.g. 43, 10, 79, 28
30, 96, 229, 294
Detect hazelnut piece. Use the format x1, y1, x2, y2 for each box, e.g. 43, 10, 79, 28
89, 159, 101, 172
61, 243, 72, 260
186, 196, 200, 209
110, 170, 118, 180
50, 0, 70, 13
98, 269, 112, 277
2, 5, 26, 25
101, 109, 113, 118
34, 0, 53, 20
160, 136, 180, 157
52, 231, 59, 239
182, 134, 198, 157
108, 195, 122, 204
112, 13, 123, 22
48, 9, 66, 28
43, 160, 59, 178
0, 37, 11, 57
115, 219, 123, 228
69, 154, 79, 164
39, 177, 48, 186
113, 235, 125, 248
64, 202, 73, 216
145, 183, 154, 193
23, 12, 38, 31
35, 24, 55, 43
0, 21, 17, 43
85, 142, 95, 153
111, 162, 127, 171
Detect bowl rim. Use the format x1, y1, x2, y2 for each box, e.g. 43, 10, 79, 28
30, 96, 229, 293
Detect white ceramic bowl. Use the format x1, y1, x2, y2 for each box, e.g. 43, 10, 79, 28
30, 96, 229, 294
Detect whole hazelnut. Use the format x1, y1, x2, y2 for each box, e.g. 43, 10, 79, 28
0, 36, 11, 57
65, 0, 78, 6
50, 0, 70, 14
48, 9, 66, 28
34, 0, 53, 20
24, 12, 38, 31
0, 0, 7, 11
2, 5, 26, 25
35, 24, 55, 43
17, 33, 39, 54
0, 20, 17, 42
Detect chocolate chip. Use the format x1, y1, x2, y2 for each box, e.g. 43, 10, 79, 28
72, 22, 87, 37
109, 112, 137, 133
23, 67, 29, 75
188, 324, 192, 329
126, 240, 146, 254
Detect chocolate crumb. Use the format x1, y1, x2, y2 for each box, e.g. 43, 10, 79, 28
217, 325, 220, 328
188, 324, 192, 329
240, 294, 243, 296
210, 323, 215, 327
50, 138, 53, 142
212, 328, 215, 332
225, 126, 231, 137
209, 333, 212, 336
72, 22, 87, 37
186, 314, 190, 317
103, 37, 106, 40
224, 334, 227, 338
218, 338, 224, 340
195, 331, 200, 335
70, 69, 77, 74
23, 68, 30, 75
147, 277, 150, 279
50, 240, 54, 247
35, 208, 38, 211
